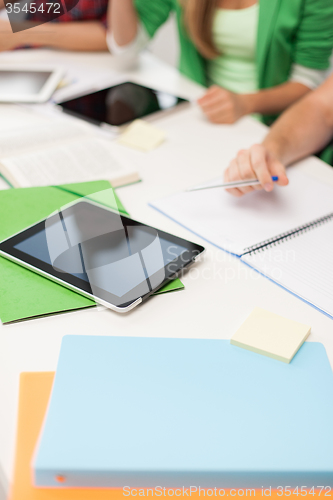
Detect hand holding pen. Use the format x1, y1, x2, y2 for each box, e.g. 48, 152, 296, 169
223, 144, 289, 197
187, 176, 280, 192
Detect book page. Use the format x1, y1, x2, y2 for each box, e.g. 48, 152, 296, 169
0, 104, 49, 133
150, 169, 333, 256
0, 121, 90, 158
241, 218, 333, 318
0, 137, 137, 188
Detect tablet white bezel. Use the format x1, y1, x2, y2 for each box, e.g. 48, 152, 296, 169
0, 66, 64, 103
0, 249, 143, 313
0, 200, 205, 314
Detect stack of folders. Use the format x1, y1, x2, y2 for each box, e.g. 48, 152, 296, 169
150, 168, 333, 318
10, 336, 333, 498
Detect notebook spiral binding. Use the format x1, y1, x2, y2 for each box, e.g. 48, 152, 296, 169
244, 213, 333, 256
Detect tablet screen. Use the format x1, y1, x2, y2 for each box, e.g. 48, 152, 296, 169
1, 201, 203, 309
0, 71, 52, 96
13, 221, 188, 299
58, 82, 188, 126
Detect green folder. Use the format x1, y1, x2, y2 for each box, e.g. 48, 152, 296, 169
0, 181, 183, 324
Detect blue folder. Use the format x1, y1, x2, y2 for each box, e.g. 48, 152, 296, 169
33, 336, 333, 488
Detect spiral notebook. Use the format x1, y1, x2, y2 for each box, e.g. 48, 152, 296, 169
150, 169, 333, 318
241, 214, 333, 318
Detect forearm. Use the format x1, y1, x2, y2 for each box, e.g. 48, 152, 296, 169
110, 0, 138, 46
243, 81, 311, 116
14, 21, 108, 51
0, 0, 14, 8
262, 91, 333, 166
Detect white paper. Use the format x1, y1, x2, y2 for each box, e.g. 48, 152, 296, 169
0, 104, 49, 133
150, 169, 333, 256
1, 137, 136, 187
0, 121, 90, 157
241, 219, 333, 318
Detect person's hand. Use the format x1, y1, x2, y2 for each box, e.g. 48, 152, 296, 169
0, 19, 22, 51
197, 85, 249, 124
224, 144, 289, 197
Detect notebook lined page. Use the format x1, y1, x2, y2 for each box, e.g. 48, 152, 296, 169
241, 218, 333, 318
151, 169, 333, 256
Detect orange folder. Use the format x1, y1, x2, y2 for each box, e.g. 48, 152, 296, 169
9, 372, 323, 500
10, 373, 125, 500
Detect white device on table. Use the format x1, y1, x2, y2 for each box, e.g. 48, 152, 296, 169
57, 81, 190, 132
0, 66, 64, 103
0, 199, 204, 313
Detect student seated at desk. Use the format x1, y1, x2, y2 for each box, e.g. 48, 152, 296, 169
109, 0, 333, 125
223, 73, 333, 196
0, 0, 110, 51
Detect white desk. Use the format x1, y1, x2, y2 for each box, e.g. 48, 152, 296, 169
1, 50, 333, 497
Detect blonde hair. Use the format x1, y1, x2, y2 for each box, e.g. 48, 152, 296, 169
183, 0, 219, 59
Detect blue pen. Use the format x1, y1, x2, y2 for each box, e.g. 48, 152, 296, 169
187, 176, 279, 192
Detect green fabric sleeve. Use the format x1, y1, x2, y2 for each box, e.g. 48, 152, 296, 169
293, 0, 333, 70
134, 0, 174, 38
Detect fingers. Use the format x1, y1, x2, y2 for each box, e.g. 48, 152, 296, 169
235, 150, 257, 194
223, 144, 289, 197
198, 86, 229, 112
267, 154, 289, 187
199, 98, 234, 124
248, 144, 275, 192
198, 85, 224, 104
199, 95, 228, 114
224, 162, 244, 197
249, 145, 289, 191
198, 86, 241, 124
203, 103, 232, 123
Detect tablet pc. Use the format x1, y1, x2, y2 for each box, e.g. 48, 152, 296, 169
0, 67, 64, 103
57, 81, 189, 128
0, 199, 204, 313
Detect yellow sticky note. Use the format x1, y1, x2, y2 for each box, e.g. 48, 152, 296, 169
230, 307, 311, 363
118, 119, 166, 152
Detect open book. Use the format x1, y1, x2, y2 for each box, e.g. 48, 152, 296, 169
150, 169, 333, 318
0, 120, 139, 188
